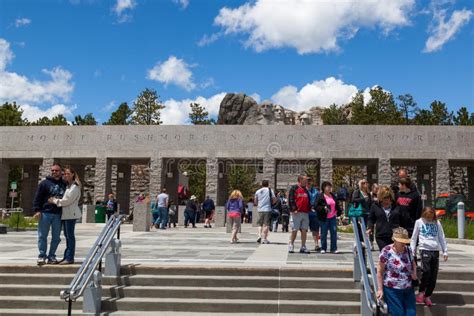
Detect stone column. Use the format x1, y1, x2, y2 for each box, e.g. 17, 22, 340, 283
468, 166, 474, 201
20, 165, 40, 215
319, 158, 333, 185
0, 161, 9, 208
38, 158, 54, 182
133, 202, 151, 232
435, 159, 450, 195
263, 156, 276, 189
378, 158, 391, 187
206, 157, 219, 205
116, 163, 131, 214
149, 157, 163, 198
94, 158, 112, 203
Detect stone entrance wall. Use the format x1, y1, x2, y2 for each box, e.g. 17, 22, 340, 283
1, 125, 473, 211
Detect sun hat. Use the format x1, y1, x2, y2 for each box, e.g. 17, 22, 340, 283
190, 195, 197, 200
392, 227, 410, 244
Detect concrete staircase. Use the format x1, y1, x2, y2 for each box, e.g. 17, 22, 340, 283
0, 265, 472, 315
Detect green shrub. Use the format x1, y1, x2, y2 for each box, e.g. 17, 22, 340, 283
440, 217, 474, 240
0, 213, 38, 229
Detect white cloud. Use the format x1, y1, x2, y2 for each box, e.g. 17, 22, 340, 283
112, 0, 137, 23
173, 0, 189, 9
0, 39, 14, 70
424, 8, 473, 52
15, 18, 31, 28
147, 56, 196, 91
214, 0, 415, 54
0, 38, 76, 120
162, 92, 227, 124
20, 103, 77, 122
197, 33, 221, 47
271, 77, 360, 111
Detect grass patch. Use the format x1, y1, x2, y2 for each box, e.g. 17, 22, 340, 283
440, 217, 474, 240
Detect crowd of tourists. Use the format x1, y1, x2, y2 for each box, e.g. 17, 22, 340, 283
33, 164, 450, 314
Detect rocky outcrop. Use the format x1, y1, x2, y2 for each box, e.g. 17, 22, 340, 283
217, 93, 259, 125
217, 93, 328, 125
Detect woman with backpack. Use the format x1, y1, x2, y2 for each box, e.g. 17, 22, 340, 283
351, 179, 374, 247
226, 190, 244, 244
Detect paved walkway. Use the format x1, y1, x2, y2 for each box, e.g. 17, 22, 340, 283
1, 223, 473, 271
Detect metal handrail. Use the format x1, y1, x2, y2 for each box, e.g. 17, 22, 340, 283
60, 214, 124, 311
352, 217, 387, 315
360, 218, 388, 314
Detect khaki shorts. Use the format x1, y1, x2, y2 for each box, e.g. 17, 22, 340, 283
257, 212, 272, 227
228, 216, 241, 231
290, 212, 309, 231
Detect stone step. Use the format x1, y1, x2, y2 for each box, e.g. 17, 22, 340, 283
0, 273, 356, 289
0, 296, 360, 314
0, 264, 354, 278
416, 304, 474, 316
0, 284, 360, 301
0, 310, 359, 316
101, 297, 361, 314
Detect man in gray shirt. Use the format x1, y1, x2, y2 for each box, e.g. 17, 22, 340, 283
156, 188, 169, 229
255, 180, 276, 244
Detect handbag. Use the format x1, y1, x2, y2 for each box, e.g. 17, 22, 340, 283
348, 202, 364, 218
407, 246, 422, 288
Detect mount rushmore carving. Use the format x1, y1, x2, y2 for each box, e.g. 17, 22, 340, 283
217, 93, 331, 125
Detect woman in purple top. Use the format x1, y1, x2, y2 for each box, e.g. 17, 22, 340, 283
377, 227, 417, 316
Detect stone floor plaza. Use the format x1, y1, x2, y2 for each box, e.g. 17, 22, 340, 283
1, 223, 473, 269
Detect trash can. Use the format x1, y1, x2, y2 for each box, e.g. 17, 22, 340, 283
95, 205, 106, 223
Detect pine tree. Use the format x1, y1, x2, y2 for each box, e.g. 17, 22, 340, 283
397, 94, 417, 125
453, 107, 474, 126
73, 113, 97, 125
321, 104, 348, 125
32, 115, 68, 126
189, 102, 215, 125
0, 102, 28, 126
131, 88, 165, 125
104, 102, 133, 125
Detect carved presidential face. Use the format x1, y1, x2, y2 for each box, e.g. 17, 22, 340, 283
274, 105, 285, 121
259, 102, 273, 117
299, 112, 311, 125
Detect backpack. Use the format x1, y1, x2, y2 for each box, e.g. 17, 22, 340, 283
178, 184, 188, 200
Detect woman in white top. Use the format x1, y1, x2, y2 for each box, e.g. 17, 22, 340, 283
49, 167, 82, 264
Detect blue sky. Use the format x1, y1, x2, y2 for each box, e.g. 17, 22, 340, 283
0, 0, 473, 124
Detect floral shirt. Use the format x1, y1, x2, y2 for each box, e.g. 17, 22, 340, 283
379, 244, 413, 290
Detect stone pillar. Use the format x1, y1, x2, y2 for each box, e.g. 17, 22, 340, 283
206, 157, 219, 205
82, 205, 95, 223
319, 158, 333, 185
214, 206, 226, 228
436, 159, 450, 195
20, 165, 40, 215
133, 202, 151, 232
378, 158, 391, 187
263, 156, 276, 189
0, 161, 9, 209
468, 166, 474, 201
149, 157, 163, 199
116, 163, 131, 214
38, 158, 54, 182
94, 158, 112, 203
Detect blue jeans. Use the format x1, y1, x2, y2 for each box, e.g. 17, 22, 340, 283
152, 210, 160, 226
38, 212, 62, 260
184, 209, 195, 227
62, 219, 76, 262
383, 286, 416, 316
320, 216, 337, 252
158, 207, 168, 229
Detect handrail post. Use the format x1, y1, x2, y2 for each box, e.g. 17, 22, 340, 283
83, 270, 102, 314
105, 238, 122, 276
